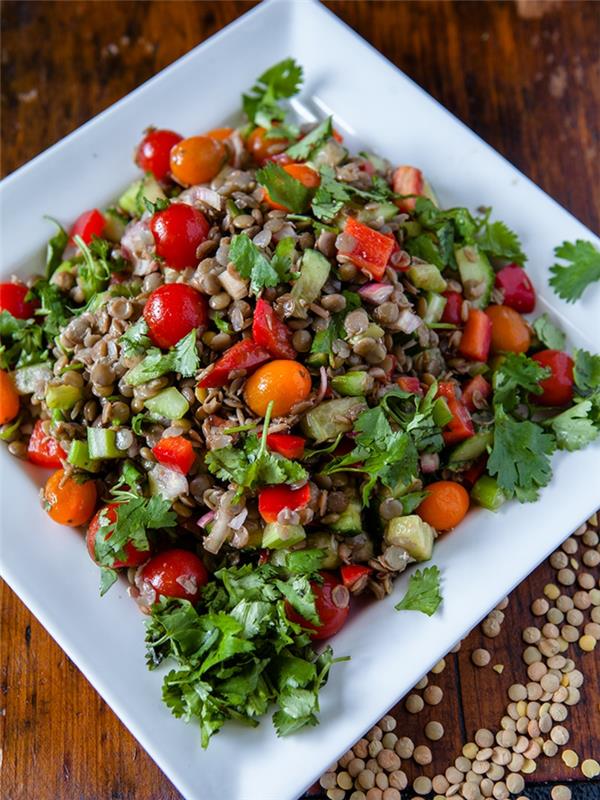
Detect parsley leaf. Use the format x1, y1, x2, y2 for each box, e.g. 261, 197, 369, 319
395, 566, 442, 616
44, 217, 69, 278
573, 349, 600, 395
242, 58, 303, 137
119, 318, 152, 357
492, 352, 551, 410
285, 117, 333, 161
124, 330, 199, 385
256, 163, 312, 214
476, 220, 526, 264
533, 313, 566, 351
229, 233, 294, 294
549, 240, 600, 302
548, 400, 599, 451
270, 237, 296, 282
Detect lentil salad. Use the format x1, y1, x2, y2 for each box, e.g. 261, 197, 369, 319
1, 58, 600, 746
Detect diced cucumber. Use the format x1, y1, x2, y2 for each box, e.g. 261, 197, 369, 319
423, 292, 447, 324
384, 515, 436, 561
329, 497, 363, 535
432, 396, 453, 427
408, 263, 447, 293
448, 431, 493, 464
119, 174, 166, 216
331, 371, 374, 397
358, 151, 389, 173
45, 384, 83, 410
422, 179, 439, 206
290, 249, 331, 316
67, 440, 101, 473
13, 364, 53, 397
305, 532, 341, 568
357, 202, 399, 225
262, 522, 306, 549
300, 397, 367, 443
471, 475, 506, 511
87, 428, 126, 459
144, 387, 189, 420
401, 221, 422, 238
103, 208, 128, 242
306, 352, 328, 368
455, 245, 494, 309
309, 139, 348, 168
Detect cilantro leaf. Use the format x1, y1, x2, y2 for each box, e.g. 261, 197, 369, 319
124, 330, 199, 385
242, 59, 303, 138
274, 575, 320, 625
476, 220, 526, 264
31, 280, 73, 340
229, 233, 280, 294
44, 217, 69, 278
310, 166, 395, 223
285, 117, 333, 161
212, 313, 232, 335
573, 349, 600, 395
548, 400, 599, 451
0, 310, 48, 369
492, 352, 551, 410
74, 236, 124, 302
549, 240, 600, 302
119, 317, 152, 357
256, 163, 312, 214
533, 313, 566, 351
310, 291, 360, 364
395, 566, 442, 616
270, 237, 296, 283
405, 234, 446, 269
172, 329, 200, 377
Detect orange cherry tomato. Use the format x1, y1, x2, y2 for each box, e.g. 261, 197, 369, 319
0, 370, 20, 425
43, 469, 97, 527
244, 359, 312, 417
204, 127, 234, 142
169, 136, 227, 186
486, 304, 531, 354
417, 480, 470, 531
246, 126, 290, 164
263, 163, 321, 211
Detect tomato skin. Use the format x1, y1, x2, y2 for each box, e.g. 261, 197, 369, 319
459, 308, 492, 362
441, 291, 463, 325
0, 282, 39, 319
199, 339, 272, 389
462, 456, 487, 487
338, 217, 395, 280
149, 203, 210, 271
143, 283, 208, 349
531, 350, 574, 406
263, 163, 320, 211
44, 469, 97, 527
204, 127, 234, 142
486, 304, 531, 354
27, 420, 66, 468
285, 572, 350, 640
340, 564, 372, 590
140, 549, 209, 603
136, 129, 183, 181
247, 127, 290, 164
417, 480, 470, 531
495, 264, 536, 314
461, 375, 491, 412
266, 433, 306, 459
0, 370, 20, 425
70, 209, 106, 245
396, 376, 423, 395
392, 166, 425, 212
252, 298, 296, 359
258, 483, 311, 523
437, 381, 475, 445
169, 136, 227, 186
87, 503, 150, 568
152, 436, 195, 475
244, 359, 312, 417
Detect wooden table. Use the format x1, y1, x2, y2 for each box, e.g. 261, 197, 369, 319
1, 2, 599, 799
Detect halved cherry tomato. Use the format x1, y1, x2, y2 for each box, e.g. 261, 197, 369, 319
244, 359, 312, 417
340, 564, 372, 590
70, 209, 106, 246
252, 298, 296, 359
0, 282, 39, 319
169, 136, 227, 186
392, 166, 425, 212
204, 127, 234, 142
462, 456, 487, 487
149, 203, 210, 271
285, 572, 350, 640
396, 376, 423, 395
263, 163, 320, 211
199, 339, 271, 389
246, 126, 290, 164
459, 308, 492, 362
0, 370, 20, 425
332, 129, 344, 144
266, 433, 306, 459
136, 128, 183, 181
486, 304, 531, 354
337, 217, 395, 280
86, 503, 149, 567
531, 350, 574, 406
152, 436, 195, 475
441, 291, 463, 325
44, 469, 97, 527
143, 283, 208, 349
417, 480, 469, 531
437, 381, 475, 445
495, 264, 536, 314
258, 483, 311, 523
27, 419, 66, 468
462, 375, 491, 412
139, 548, 208, 603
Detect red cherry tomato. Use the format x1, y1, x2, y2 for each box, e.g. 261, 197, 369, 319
198, 338, 271, 389
136, 128, 183, 181
495, 264, 536, 314
0, 282, 39, 319
143, 283, 208, 349
252, 298, 296, 359
27, 419, 66, 468
531, 350, 574, 406
152, 436, 195, 474
87, 503, 150, 568
258, 483, 311, 523
266, 433, 306, 459
70, 209, 106, 245
285, 572, 350, 640
149, 203, 210, 270
461, 375, 491, 412
441, 291, 463, 325
246, 126, 290, 164
139, 549, 209, 603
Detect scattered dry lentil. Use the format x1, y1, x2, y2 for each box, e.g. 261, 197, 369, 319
551, 787, 572, 800
581, 758, 600, 778
561, 749, 579, 768
579, 634, 597, 651
431, 658, 446, 674
405, 693, 424, 714
472, 648, 491, 667
413, 745, 432, 765
423, 685, 443, 705
412, 776, 432, 795
425, 720, 445, 741
395, 737, 414, 759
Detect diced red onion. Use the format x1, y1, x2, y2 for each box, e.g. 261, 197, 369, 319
396, 308, 422, 334
420, 452, 440, 473
177, 186, 223, 211
148, 464, 188, 501
197, 510, 216, 528
316, 366, 328, 403
358, 282, 394, 304
229, 508, 248, 531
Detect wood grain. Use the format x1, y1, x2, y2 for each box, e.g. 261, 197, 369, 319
1, 2, 599, 799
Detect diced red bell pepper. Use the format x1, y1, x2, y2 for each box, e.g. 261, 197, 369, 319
258, 483, 311, 523
252, 298, 296, 359
70, 209, 106, 246
198, 339, 271, 388
27, 419, 66, 468
340, 564, 372, 590
459, 308, 492, 363
266, 433, 306, 459
152, 436, 195, 475
396, 375, 423, 395
495, 264, 536, 314
441, 291, 463, 325
338, 217, 395, 280
392, 166, 425, 212
462, 456, 487, 487
436, 381, 475, 445
462, 375, 491, 412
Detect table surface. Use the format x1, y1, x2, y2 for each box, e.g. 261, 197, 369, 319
1, 2, 599, 799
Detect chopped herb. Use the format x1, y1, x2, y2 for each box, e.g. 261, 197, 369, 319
212, 314, 232, 335
119, 318, 152, 357
44, 217, 69, 278
395, 566, 442, 616
74, 236, 125, 302
229, 232, 293, 294
492, 352, 551, 410
548, 400, 599, 451
286, 117, 333, 161
242, 57, 303, 139
573, 349, 600, 396
310, 290, 360, 364
533, 313, 566, 351
476, 219, 526, 265
0, 310, 48, 369
256, 162, 312, 214
549, 239, 600, 302
125, 330, 199, 385
143, 196, 170, 215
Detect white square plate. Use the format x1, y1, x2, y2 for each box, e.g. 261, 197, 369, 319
1, 1, 599, 799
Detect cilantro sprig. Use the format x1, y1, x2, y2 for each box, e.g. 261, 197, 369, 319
256, 162, 313, 214
124, 329, 199, 385
229, 233, 295, 295
395, 566, 442, 616
242, 58, 303, 139
549, 240, 600, 302
285, 116, 333, 161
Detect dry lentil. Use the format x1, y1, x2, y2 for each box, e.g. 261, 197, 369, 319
425, 720, 445, 741
531, 597, 549, 615
579, 634, 597, 651
551, 787, 572, 800
338, 771, 354, 790
377, 750, 400, 772
508, 684, 527, 702
326, 788, 345, 800
431, 658, 446, 674
395, 737, 414, 759
561, 749, 579, 768
375, 773, 389, 791
381, 733, 397, 750
405, 693, 424, 714
543, 739, 559, 756
550, 724, 570, 744
379, 715, 396, 733
358, 770, 375, 790
581, 758, 600, 778
413, 745, 432, 765
382, 791, 400, 800
424, 685, 444, 705
574, 591, 592, 610
445, 766, 464, 784
413, 776, 432, 795
556, 594, 574, 612
432, 774, 450, 793
388, 770, 407, 790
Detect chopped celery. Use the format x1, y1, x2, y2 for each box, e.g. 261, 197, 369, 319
357, 202, 399, 225
309, 139, 348, 168
87, 428, 126, 459
301, 397, 367, 443
423, 292, 447, 324
408, 263, 447, 293
45, 384, 83, 410
261, 522, 306, 549
471, 475, 507, 511
67, 440, 101, 472
331, 371, 374, 397
385, 515, 435, 562
290, 249, 331, 314
448, 431, 493, 464
144, 387, 189, 420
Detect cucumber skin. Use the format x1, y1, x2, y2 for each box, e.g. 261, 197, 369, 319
455, 245, 494, 309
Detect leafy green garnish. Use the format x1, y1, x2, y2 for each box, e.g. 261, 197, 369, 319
74, 236, 124, 302
548, 401, 599, 451
476, 219, 526, 264
285, 117, 333, 161
0, 414, 22, 441
229, 232, 294, 294
256, 162, 312, 214
492, 352, 551, 410
311, 166, 394, 223
119, 318, 152, 357
0, 310, 48, 369
533, 313, 566, 351
242, 58, 303, 139
31, 280, 73, 340
212, 313, 233, 335
549, 240, 600, 302
44, 217, 69, 278
573, 349, 600, 396
310, 291, 360, 364
125, 330, 199, 385
143, 196, 170, 215
395, 566, 442, 616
